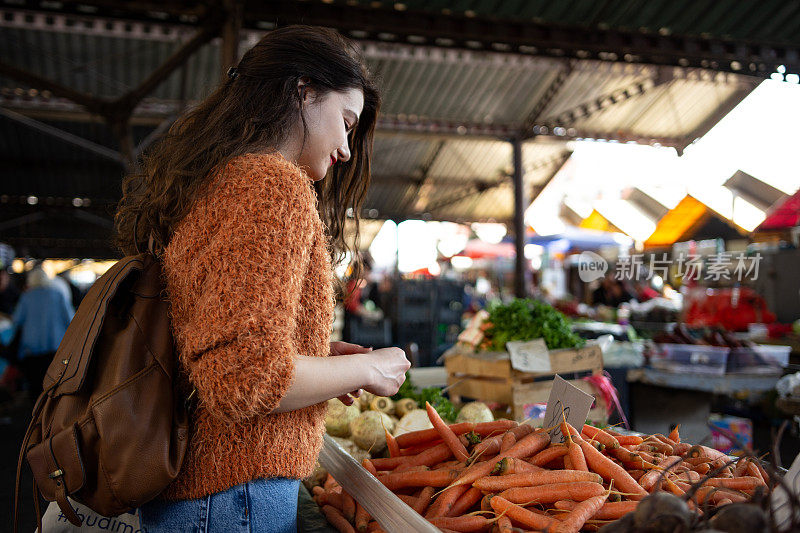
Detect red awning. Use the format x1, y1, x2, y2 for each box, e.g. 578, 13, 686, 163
757, 189, 800, 231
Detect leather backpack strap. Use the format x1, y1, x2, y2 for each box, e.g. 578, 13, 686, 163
14, 391, 48, 533
32, 479, 42, 533
44, 435, 81, 526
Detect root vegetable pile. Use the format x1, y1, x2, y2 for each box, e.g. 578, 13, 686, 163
315, 410, 778, 532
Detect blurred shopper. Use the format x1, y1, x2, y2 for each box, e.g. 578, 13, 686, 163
0, 267, 20, 316
592, 272, 635, 307
114, 26, 408, 532
10, 266, 73, 398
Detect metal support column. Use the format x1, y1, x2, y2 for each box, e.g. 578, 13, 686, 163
512, 137, 528, 298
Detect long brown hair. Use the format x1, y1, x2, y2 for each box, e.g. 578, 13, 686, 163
115, 25, 380, 276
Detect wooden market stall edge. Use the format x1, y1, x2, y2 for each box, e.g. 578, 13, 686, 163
443, 344, 607, 422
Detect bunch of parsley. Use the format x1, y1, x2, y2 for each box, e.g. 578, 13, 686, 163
482, 298, 585, 352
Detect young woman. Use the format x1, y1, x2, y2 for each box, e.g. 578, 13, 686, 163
115, 25, 410, 532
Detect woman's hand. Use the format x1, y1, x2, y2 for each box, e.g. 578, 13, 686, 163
363, 347, 411, 397
329, 341, 371, 405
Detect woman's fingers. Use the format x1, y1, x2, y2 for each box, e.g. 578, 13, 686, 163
330, 341, 372, 356
337, 393, 355, 405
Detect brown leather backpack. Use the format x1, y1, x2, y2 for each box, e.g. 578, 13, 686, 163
14, 253, 191, 532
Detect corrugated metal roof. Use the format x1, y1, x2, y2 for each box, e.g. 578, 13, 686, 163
0, 3, 774, 257
356, 0, 800, 46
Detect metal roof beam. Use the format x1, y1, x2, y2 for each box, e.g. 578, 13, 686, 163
362, 210, 510, 225
0, 106, 123, 163
377, 115, 687, 148
248, 1, 799, 77
373, 175, 504, 188
523, 61, 574, 130
4, 1, 798, 75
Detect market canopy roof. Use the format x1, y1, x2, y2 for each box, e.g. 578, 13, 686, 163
0, 0, 793, 258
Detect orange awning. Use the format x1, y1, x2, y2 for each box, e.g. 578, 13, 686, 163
579, 210, 622, 233
644, 196, 708, 248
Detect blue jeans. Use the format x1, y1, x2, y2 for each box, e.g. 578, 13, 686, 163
139, 477, 300, 533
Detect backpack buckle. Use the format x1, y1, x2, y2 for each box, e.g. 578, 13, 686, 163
48, 469, 64, 479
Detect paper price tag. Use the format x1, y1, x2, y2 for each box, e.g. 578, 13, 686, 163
506, 339, 551, 373
543, 375, 595, 444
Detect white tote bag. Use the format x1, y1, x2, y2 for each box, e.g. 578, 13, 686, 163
38, 499, 144, 533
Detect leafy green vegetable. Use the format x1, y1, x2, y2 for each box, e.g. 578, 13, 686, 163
391, 372, 458, 422
481, 298, 585, 352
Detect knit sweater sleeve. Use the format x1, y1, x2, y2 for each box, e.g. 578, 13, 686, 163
166, 155, 318, 423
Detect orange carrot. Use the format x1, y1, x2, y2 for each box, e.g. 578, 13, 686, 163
400, 441, 443, 456
322, 505, 356, 533
745, 461, 765, 484
361, 458, 379, 476
706, 476, 764, 490
324, 473, 339, 491
496, 515, 514, 533
386, 429, 400, 458
673, 442, 692, 456
378, 469, 460, 490
395, 420, 516, 448
395, 423, 473, 448
555, 499, 638, 520
669, 425, 681, 443
755, 460, 770, 485
448, 460, 496, 488
492, 457, 543, 475
499, 481, 606, 505
553, 492, 609, 533
365, 521, 385, 533
627, 470, 646, 482
654, 433, 679, 447
396, 442, 454, 471
563, 421, 588, 472
615, 435, 644, 446
428, 516, 494, 532
447, 487, 483, 517
426, 402, 470, 462
435, 460, 465, 471
500, 431, 517, 452
396, 494, 418, 507
512, 423, 535, 439
695, 463, 713, 477
581, 425, 620, 449
341, 490, 356, 522
474, 470, 602, 492
480, 493, 493, 512
472, 433, 504, 457
528, 445, 569, 466
564, 455, 574, 469
425, 484, 470, 519
414, 486, 435, 515
355, 502, 370, 532
732, 460, 749, 478
575, 434, 648, 500
638, 469, 662, 492
502, 428, 551, 459
489, 495, 557, 531
370, 457, 405, 470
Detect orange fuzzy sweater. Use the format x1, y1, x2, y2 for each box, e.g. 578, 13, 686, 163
161, 152, 335, 500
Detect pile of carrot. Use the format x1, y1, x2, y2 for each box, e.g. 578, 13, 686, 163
314, 402, 770, 532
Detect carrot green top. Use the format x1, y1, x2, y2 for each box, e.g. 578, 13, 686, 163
161, 152, 335, 500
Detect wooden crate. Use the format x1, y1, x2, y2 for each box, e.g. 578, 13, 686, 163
444, 343, 607, 422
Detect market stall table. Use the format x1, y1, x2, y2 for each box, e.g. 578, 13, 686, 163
626, 367, 782, 444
